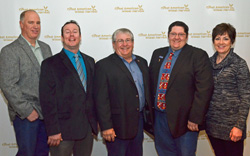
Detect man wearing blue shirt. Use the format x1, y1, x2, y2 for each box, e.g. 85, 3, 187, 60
149, 21, 213, 156
39, 20, 97, 156
94, 28, 154, 156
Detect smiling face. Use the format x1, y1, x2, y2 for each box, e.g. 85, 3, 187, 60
20, 11, 40, 44
213, 33, 232, 55
61, 23, 81, 53
168, 26, 188, 51
113, 32, 134, 60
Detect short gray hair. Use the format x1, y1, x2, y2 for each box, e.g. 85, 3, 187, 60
112, 28, 134, 43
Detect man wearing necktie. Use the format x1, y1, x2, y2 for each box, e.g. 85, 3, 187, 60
149, 21, 214, 156
39, 20, 97, 156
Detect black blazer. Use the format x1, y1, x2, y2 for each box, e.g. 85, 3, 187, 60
94, 53, 154, 139
39, 49, 97, 140
149, 44, 213, 138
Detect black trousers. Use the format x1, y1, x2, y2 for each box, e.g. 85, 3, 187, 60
208, 135, 244, 156
50, 124, 93, 156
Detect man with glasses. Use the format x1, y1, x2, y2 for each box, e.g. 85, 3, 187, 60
94, 28, 153, 156
149, 21, 213, 156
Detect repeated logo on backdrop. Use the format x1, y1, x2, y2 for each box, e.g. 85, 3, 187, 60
161, 4, 190, 12
92, 34, 112, 40
206, 4, 234, 11
198, 132, 208, 141
44, 35, 61, 41
247, 131, 250, 137
189, 31, 212, 39
237, 32, 250, 38
138, 32, 167, 39
114, 5, 144, 13
144, 137, 154, 143
19, 6, 50, 14
2, 143, 17, 149
0, 36, 18, 42
67, 6, 97, 14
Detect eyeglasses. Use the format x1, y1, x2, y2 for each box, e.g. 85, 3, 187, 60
116, 39, 133, 44
169, 33, 186, 38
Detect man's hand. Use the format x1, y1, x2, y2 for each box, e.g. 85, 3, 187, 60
187, 120, 199, 131
230, 127, 242, 142
48, 133, 63, 146
27, 109, 39, 122
102, 128, 116, 142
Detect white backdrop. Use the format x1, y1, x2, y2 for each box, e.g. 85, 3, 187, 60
1, 0, 250, 155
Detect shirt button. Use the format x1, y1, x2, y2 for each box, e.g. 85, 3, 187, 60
137, 108, 139, 111
136, 95, 139, 98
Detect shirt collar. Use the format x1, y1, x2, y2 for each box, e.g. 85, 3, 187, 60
169, 47, 182, 56
21, 34, 40, 49
118, 54, 136, 63
63, 48, 81, 58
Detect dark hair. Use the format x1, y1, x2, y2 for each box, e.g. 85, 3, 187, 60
61, 20, 81, 37
20, 10, 38, 22
168, 21, 189, 37
112, 28, 134, 43
212, 23, 236, 44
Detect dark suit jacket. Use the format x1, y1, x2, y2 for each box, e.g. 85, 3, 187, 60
39, 49, 97, 140
149, 44, 213, 138
94, 53, 154, 140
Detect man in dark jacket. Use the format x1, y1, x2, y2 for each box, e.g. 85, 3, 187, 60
94, 28, 153, 156
39, 20, 97, 156
149, 21, 213, 156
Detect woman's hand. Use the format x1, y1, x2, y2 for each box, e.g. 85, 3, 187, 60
230, 127, 242, 142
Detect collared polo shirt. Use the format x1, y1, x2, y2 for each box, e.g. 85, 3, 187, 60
21, 35, 43, 65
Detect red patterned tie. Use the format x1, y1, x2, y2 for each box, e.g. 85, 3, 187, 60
157, 52, 174, 110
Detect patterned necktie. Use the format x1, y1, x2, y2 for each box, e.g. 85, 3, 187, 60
157, 52, 174, 110
74, 54, 86, 91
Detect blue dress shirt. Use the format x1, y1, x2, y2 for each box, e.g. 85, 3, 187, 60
155, 47, 182, 111
63, 48, 87, 87
119, 54, 145, 111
